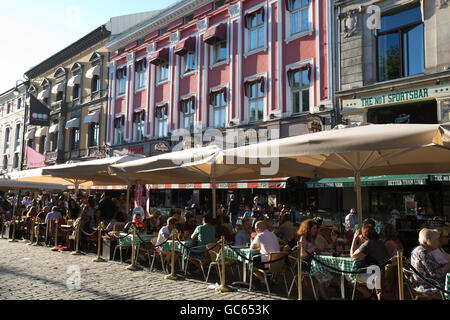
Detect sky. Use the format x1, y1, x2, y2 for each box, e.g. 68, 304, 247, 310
0, 0, 180, 94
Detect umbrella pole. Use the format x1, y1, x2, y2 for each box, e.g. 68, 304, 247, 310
355, 172, 363, 229
212, 162, 217, 219
126, 183, 131, 217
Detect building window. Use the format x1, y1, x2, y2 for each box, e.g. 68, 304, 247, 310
27, 139, 34, 149
114, 117, 125, 145
137, 38, 145, 46
118, 48, 125, 55
71, 128, 80, 151
17, 98, 22, 110
156, 105, 168, 137
50, 130, 58, 152
135, 60, 147, 90
116, 68, 127, 96
211, 89, 227, 129
246, 8, 265, 52
73, 84, 81, 100
289, 68, 310, 114
214, 0, 225, 10
2, 155, 7, 170
377, 4, 424, 82
133, 112, 145, 142
212, 41, 227, 65
6, 103, 11, 114
14, 124, 20, 150
246, 79, 265, 122
39, 136, 45, 154
158, 63, 169, 83
160, 26, 168, 36
181, 98, 195, 133
182, 52, 196, 74
13, 153, 19, 169
4, 128, 10, 153
288, 0, 310, 36
91, 75, 101, 92
89, 123, 100, 147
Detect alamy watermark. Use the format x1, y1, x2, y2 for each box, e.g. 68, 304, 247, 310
66, 265, 81, 290
170, 124, 280, 176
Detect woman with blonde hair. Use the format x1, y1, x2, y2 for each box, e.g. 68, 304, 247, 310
410, 228, 450, 291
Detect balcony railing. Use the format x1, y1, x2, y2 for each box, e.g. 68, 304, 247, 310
45, 151, 58, 163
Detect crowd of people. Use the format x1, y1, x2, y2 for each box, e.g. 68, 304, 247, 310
0, 191, 448, 300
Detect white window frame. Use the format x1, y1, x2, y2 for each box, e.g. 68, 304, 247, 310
211, 40, 228, 67
14, 124, 21, 151
180, 96, 196, 133
245, 76, 266, 123
181, 51, 197, 76
116, 65, 127, 97
135, 59, 147, 91
285, 60, 314, 116
244, 5, 267, 57
133, 111, 145, 142
157, 63, 170, 84
285, 0, 313, 43
12, 152, 19, 169
3, 127, 10, 154
210, 87, 228, 129
114, 116, 125, 145
155, 104, 169, 138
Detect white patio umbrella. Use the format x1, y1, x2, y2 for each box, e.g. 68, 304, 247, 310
217, 123, 450, 226
0, 179, 67, 192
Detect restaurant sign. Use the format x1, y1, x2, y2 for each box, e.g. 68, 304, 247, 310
342, 83, 450, 109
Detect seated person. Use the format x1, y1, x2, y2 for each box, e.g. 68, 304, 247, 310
315, 220, 335, 252
45, 206, 62, 224
380, 223, 404, 258
189, 215, 216, 274
149, 211, 162, 232
435, 226, 449, 264
156, 217, 180, 264
282, 223, 301, 252
276, 214, 294, 244
410, 228, 450, 292
242, 205, 252, 219
214, 215, 233, 243
250, 221, 280, 287
181, 213, 197, 239
351, 224, 391, 300
105, 210, 131, 232
235, 218, 252, 246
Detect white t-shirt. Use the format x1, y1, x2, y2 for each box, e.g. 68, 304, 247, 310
156, 226, 177, 246
251, 230, 280, 262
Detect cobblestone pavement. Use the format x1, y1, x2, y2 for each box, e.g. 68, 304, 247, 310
0, 239, 292, 300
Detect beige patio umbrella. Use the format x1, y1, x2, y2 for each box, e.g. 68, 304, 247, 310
217, 123, 450, 227
0, 179, 67, 192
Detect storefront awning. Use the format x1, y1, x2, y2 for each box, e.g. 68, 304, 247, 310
84, 111, 100, 124
204, 23, 227, 45
65, 118, 80, 130
149, 48, 169, 65
430, 174, 450, 182
51, 82, 65, 94
35, 127, 48, 138
306, 174, 429, 188
174, 37, 196, 56
147, 177, 290, 190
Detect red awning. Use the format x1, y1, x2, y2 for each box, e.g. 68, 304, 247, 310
154, 103, 168, 118
204, 23, 227, 45
179, 96, 195, 113
149, 48, 170, 65
244, 7, 265, 28
174, 37, 196, 56
209, 87, 227, 105
146, 177, 289, 190
244, 76, 265, 97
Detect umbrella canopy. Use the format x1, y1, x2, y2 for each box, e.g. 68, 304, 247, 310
3, 155, 145, 186
218, 123, 450, 226
0, 179, 67, 192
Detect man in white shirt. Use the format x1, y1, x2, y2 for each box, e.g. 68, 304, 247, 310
250, 220, 280, 286
345, 208, 358, 232
45, 207, 62, 224
156, 217, 180, 265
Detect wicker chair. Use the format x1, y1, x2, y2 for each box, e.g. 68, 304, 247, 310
251, 252, 289, 297
205, 243, 240, 283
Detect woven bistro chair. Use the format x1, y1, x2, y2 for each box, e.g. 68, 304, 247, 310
403, 267, 445, 300
184, 243, 215, 281
205, 242, 240, 283
251, 252, 289, 297
148, 237, 168, 273
287, 254, 317, 299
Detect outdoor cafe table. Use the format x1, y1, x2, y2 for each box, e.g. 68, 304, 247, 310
161, 240, 204, 271
216, 245, 260, 290
310, 254, 361, 299
118, 232, 158, 264
446, 273, 450, 300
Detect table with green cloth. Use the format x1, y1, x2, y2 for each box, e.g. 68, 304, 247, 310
310, 255, 362, 299
445, 273, 450, 300
216, 246, 260, 288
119, 233, 157, 246
161, 240, 203, 260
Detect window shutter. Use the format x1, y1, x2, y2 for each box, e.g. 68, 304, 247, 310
223, 87, 228, 102
259, 78, 265, 93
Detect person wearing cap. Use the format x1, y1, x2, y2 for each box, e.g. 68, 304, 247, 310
315, 221, 335, 252
345, 208, 358, 232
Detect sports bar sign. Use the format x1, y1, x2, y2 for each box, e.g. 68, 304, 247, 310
342, 83, 450, 109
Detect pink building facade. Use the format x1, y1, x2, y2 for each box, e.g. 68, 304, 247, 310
106, 0, 335, 156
